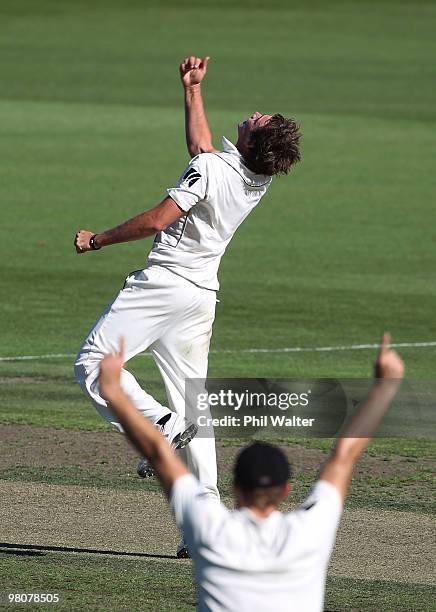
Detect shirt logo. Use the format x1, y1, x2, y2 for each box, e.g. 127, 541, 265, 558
301, 501, 317, 511
182, 167, 202, 188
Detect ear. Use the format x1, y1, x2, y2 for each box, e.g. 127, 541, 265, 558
282, 482, 292, 501
233, 483, 244, 506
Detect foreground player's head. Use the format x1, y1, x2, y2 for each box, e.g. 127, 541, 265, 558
233, 442, 292, 514
237, 112, 301, 176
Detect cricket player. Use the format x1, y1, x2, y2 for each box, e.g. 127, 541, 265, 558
97, 334, 404, 611
73, 55, 301, 530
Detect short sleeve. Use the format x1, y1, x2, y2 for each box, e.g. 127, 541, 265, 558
169, 474, 228, 550
167, 154, 211, 212
294, 480, 343, 557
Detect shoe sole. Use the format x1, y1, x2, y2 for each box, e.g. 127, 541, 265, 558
171, 423, 198, 451
137, 423, 198, 479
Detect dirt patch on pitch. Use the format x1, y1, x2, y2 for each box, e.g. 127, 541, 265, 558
218, 442, 433, 481
1, 425, 434, 585
1, 424, 434, 518
0, 424, 138, 474
0, 425, 431, 482
0, 479, 434, 586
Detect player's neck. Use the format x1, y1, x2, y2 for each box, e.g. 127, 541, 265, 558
243, 504, 278, 519
235, 137, 248, 158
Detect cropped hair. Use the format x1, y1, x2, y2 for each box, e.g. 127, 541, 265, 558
238, 485, 288, 511
244, 114, 301, 176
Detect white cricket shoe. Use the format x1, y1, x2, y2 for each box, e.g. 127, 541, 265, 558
136, 412, 198, 479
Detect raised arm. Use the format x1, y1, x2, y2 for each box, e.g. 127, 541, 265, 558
180, 55, 217, 157
74, 196, 183, 253
319, 334, 405, 502
98, 340, 188, 496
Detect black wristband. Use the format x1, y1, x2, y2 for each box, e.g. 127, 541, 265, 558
89, 235, 101, 250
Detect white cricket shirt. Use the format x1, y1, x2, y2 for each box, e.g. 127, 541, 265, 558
170, 475, 342, 612
147, 138, 272, 291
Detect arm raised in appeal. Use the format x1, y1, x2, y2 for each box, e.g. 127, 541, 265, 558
74, 54, 216, 254
319, 333, 405, 501
98, 339, 188, 496
180, 55, 217, 157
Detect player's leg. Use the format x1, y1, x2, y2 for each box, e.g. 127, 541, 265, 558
151, 284, 219, 501
74, 267, 176, 430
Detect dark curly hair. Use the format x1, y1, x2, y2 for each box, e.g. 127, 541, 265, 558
243, 114, 301, 176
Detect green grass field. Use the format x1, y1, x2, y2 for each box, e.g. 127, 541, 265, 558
1, 1, 435, 610
1, 553, 435, 611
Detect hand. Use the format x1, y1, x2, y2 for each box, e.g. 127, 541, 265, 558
374, 333, 405, 379
74, 230, 95, 254
100, 338, 126, 400
180, 55, 209, 88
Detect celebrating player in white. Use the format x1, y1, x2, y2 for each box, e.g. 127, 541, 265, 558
98, 334, 404, 611
73, 56, 301, 553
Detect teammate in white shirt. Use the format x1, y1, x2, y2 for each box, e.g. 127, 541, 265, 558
97, 334, 404, 612
73, 54, 301, 523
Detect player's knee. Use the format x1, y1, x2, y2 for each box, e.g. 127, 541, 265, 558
74, 348, 102, 387
74, 360, 104, 408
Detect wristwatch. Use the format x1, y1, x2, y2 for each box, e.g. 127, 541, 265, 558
89, 235, 101, 250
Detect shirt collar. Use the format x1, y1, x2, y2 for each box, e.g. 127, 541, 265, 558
218, 136, 273, 188
221, 136, 241, 156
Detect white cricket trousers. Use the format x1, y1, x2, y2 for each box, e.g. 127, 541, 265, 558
74, 265, 219, 500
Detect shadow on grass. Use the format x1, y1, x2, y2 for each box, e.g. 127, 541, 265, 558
0, 542, 174, 560
0, 548, 45, 557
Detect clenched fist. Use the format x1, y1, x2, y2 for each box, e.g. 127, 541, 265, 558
180, 55, 210, 88
74, 230, 95, 254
